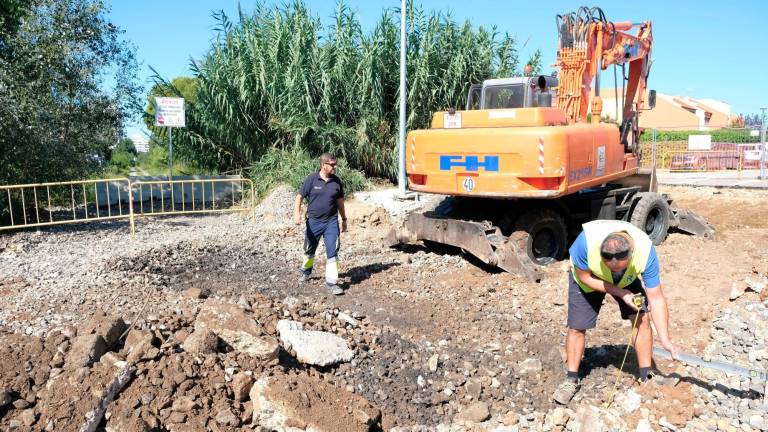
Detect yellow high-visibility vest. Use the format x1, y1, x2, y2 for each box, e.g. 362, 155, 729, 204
571, 220, 653, 293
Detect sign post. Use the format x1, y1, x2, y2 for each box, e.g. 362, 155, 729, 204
760, 108, 767, 180
154, 97, 186, 179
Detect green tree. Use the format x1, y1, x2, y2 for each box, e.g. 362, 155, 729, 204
105, 137, 137, 173
0, 0, 141, 187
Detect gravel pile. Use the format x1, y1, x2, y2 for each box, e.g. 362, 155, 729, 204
253, 184, 296, 229
682, 299, 768, 432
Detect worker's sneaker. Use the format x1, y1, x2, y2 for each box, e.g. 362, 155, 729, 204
299, 274, 310, 283
326, 283, 344, 295
552, 379, 580, 405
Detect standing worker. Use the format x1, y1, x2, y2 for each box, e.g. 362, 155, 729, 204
293, 153, 348, 296
553, 220, 680, 405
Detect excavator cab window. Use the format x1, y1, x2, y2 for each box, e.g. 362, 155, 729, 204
466, 84, 482, 110
484, 84, 525, 109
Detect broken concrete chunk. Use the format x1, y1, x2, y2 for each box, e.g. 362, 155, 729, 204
18, 408, 36, 427
428, 353, 439, 372
746, 277, 766, 294
82, 312, 127, 348
99, 352, 124, 368
124, 329, 153, 351
730, 283, 746, 301
215, 407, 240, 426
183, 328, 218, 355
518, 358, 543, 374
66, 334, 107, 369
251, 371, 381, 431
196, 299, 279, 362
455, 401, 490, 424
277, 319, 354, 366
0, 389, 11, 407
126, 336, 157, 363
171, 396, 198, 412
232, 372, 254, 402
182, 287, 205, 299
337, 312, 360, 327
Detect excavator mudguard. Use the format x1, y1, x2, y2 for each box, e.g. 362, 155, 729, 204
385, 213, 541, 281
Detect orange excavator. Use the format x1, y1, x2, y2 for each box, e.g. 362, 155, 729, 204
387, 7, 713, 279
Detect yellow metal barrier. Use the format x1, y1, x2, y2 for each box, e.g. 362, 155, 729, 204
0, 178, 131, 231
0, 177, 256, 233
638, 141, 688, 169
667, 150, 743, 173
128, 178, 256, 234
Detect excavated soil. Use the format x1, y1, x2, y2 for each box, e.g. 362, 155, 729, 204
0, 184, 767, 431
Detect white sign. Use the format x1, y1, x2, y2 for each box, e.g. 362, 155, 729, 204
596, 146, 606, 176
155, 97, 185, 128
688, 134, 712, 150
443, 112, 462, 129
750, 130, 760, 137
744, 150, 761, 161
462, 177, 475, 192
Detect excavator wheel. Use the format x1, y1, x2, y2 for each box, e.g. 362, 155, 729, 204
630, 192, 670, 245
511, 209, 568, 266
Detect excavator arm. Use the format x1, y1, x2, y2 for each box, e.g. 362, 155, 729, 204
555, 6, 653, 149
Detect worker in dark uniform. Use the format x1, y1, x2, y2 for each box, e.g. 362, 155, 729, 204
553, 220, 679, 404
293, 153, 347, 295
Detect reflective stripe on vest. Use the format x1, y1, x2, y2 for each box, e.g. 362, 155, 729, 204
571, 220, 653, 293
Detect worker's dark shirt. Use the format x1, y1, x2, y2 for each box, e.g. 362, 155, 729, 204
299, 172, 344, 221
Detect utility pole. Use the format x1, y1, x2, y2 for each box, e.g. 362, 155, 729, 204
397, 0, 407, 196
760, 108, 767, 180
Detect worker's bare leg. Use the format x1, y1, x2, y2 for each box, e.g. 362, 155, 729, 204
554, 328, 586, 404
632, 312, 653, 369
566, 328, 586, 373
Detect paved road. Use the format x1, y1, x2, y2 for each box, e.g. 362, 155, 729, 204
656, 169, 768, 189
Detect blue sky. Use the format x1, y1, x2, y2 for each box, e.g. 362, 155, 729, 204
109, 0, 768, 136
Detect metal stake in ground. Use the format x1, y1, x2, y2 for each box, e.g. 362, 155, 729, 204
653, 347, 768, 385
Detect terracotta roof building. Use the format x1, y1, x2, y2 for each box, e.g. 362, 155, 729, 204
598, 89, 731, 130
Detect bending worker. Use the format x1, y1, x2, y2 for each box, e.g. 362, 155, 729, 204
553, 219, 679, 405
293, 153, 347, 296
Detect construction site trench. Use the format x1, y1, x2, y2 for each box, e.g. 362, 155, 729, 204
1, 184, 767, 431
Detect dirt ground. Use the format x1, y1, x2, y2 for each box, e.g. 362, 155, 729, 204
0, 184, 767, 431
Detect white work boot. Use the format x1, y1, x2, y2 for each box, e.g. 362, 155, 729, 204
326, 283, 344, 296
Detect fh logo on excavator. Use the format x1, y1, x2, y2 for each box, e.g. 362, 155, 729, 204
439, 155, 499, 172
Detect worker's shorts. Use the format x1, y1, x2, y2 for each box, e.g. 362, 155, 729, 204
566, 272, 648, 330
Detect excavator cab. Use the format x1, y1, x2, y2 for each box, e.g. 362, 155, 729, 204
465, 76, 559, 110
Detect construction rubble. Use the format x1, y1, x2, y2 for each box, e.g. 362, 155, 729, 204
0, 185, 767, 431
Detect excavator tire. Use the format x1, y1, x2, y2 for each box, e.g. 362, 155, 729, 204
511, 209, 567, 266
630, 192, 670, 245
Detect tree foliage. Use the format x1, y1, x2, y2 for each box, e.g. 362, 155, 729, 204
0, 0, 141, 186
152, 1, 539, 180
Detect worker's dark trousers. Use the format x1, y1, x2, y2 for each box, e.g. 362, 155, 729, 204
301, 217, 340, 285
